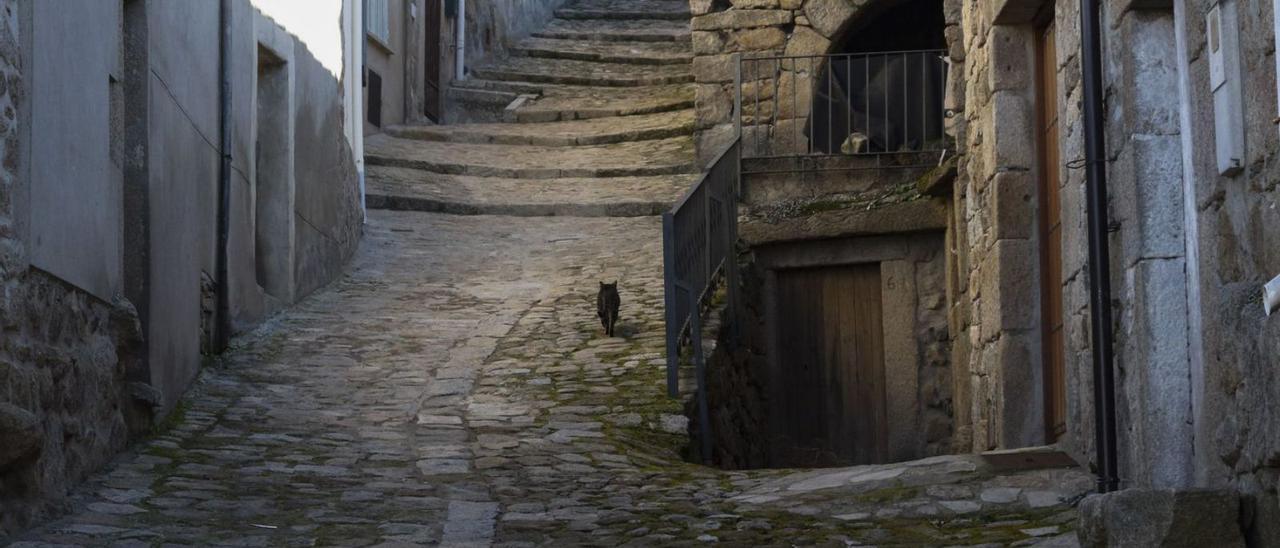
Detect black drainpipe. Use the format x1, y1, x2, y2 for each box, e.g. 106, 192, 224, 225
1079, 0, 1120, 493
215, 0, 233, 351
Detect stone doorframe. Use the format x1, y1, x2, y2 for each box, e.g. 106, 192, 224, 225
755, 232, 951, 463
951, 0, 1056, 452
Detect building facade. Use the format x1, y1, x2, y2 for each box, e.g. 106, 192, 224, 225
691, 0, 1279, 539
0, 0, 365, 535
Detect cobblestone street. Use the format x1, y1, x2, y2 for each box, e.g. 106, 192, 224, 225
14, 212, 1093, 547
13, 0, 1095, 546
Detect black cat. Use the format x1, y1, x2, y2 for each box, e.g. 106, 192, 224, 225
597, 281, 620, 337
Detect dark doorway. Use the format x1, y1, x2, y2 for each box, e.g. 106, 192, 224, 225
771, 264, 888, 467
1035, 22, 1066, 442
424, 0, 442, 121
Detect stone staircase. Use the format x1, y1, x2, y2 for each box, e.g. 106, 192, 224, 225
365, 0, 696, 217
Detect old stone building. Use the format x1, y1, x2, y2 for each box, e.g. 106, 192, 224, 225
689, 0, 1279, 539
0, 0, 364, 535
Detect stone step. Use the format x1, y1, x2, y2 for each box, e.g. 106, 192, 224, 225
451, 80, 694, 122
554, 9, 689, 21
470, 57, 692, 87
446, 85, 518, 106
534, 19, 690, 43
511, 37, 692, 66
365, 134, 696, 179
366, 166, 695, 217
515, 85, 694, 122
563, 0, 691, 15
383, 110, 695, 146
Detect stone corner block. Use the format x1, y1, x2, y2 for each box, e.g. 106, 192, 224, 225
978, 238, 1037, 333
989, 170, 1035, 241
1077, 489, 1245, 548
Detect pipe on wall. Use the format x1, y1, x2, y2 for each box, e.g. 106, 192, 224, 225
215, 0, 233, 351
455, 0, 466, 81
1079, 0, 1120, 493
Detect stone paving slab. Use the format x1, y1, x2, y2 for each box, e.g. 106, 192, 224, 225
366, 166, 694, 217
365, 134, 696, 179
511, 37, 693, 66
384, 110, 694, 147
471, 56, 693, 87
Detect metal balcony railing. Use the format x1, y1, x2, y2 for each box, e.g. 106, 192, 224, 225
735, 49, 950, 171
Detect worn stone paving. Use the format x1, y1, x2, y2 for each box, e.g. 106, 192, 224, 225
13, 211, 1092, 547
12, 1, 1096, 546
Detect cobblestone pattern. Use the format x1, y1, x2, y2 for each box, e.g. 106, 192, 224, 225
13, 212, 1093, 546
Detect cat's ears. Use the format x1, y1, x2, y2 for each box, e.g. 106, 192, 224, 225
599, 280, 618, 287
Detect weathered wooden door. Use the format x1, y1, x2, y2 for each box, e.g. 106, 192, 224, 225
1035, 23, 1067, 442
773, 264, 887, 466
424, 0, 443, 121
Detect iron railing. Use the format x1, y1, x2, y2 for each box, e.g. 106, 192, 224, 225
735, 50, 949, 168
663, 138, 741, 463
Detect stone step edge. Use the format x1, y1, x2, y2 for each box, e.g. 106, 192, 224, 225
367, 193, 670, 218
512, 100, 695, 123
554, 9, 690, 21
365, 155, 697, 179
510, 46, 693, 66
469, 67, 693, 88
383, 119, 695, 147
533, 30, 690, 43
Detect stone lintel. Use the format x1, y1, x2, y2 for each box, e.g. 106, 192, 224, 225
740, 198, 947, 247
991, 0, 1049, 25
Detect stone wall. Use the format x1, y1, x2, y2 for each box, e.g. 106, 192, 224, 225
954, 0, 1280, 535
0, 1, 147, 535
689, 0, 865, 164
1175, 0, 1280, 539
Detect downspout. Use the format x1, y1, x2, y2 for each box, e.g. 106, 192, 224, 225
1079, 0, 1120, 493
215, 0, 233, 351
455, 0, 466, 81
358, 0, 367, 220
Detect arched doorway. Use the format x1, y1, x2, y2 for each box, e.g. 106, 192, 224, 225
806, 0, 948, 154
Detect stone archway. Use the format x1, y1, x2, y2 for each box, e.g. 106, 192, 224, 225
689, 0, 955, 162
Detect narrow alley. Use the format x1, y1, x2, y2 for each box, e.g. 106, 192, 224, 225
15, 0, 1280, 540
8, 1, 1099, 546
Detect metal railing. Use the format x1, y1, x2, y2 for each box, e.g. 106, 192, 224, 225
663, 138, 741, 463
735, 50, 949, 167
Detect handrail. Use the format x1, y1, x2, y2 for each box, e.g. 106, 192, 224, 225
662, 137, 741, 465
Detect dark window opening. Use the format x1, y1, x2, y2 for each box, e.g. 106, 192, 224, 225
367, 69, 383, 128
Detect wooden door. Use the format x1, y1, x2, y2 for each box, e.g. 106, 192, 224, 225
1035, 23, 1066, 442
773, 264, 887, 466
423, 0, 443, 121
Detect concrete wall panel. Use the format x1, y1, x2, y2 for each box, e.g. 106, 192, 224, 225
27, 1, 123, 300
144, 73, 212, 413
